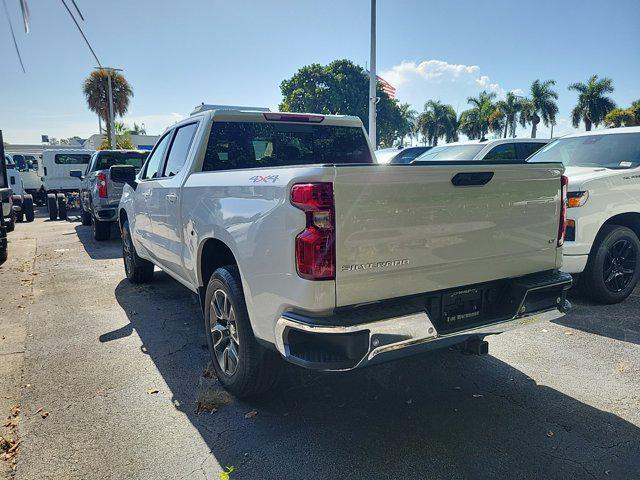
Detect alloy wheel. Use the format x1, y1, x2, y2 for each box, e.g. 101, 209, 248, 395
603, 238, 637, 293
210, 289, 240, 376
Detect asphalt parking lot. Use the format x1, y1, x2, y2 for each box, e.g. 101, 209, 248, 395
1, 210, 639, 480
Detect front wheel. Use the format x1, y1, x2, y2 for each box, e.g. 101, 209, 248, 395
121, 219, 154, 283
581, 225, 640, 304
204, 266, 281, 398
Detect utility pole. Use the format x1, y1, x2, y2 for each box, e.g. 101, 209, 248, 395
368, 0, 377, 148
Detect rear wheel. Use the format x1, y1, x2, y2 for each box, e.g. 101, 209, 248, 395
47, 194, 58, 221
12, 195, 23, 223
23, 195, 35, 222
56, 193, 67, 220
81, 209, 92, 226
581, 225, 640, 304
121, 219, 154, 283
5, 210, 15, 232
204, 266, 281, 398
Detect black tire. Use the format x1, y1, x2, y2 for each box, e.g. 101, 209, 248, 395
581, 225, 640, 304
5, 211, 15, 232
47, 194, 58, 221
12, 195, 23, 223
204, 266, 281, 398
121, 219, 154, 283
93, 216, 111, 241
56, 193, 67, 220
23, 195, 35, 222
0, 245, 7, 264
81, 209, 92, 226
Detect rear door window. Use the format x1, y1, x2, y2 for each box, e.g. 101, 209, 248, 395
163, 123, 198, 177
483, 143, 517, 160
202, 121, 372, 171
95, 152, 149, 172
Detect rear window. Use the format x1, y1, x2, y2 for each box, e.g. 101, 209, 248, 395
202, 121, 372, 171
414, 144, 485, 161
94, 152, 148, 171
55, 154, 91, 165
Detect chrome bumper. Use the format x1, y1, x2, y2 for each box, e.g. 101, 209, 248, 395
275, 307, 567, 371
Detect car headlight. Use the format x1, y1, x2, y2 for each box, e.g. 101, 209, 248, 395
567, 191, 588, 208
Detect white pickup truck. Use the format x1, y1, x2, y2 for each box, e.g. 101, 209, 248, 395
529, 127, 640, 304
115, 105, 572, 397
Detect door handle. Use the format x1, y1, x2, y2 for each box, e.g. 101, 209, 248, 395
166, 193, 178, 203
451, 172, 494, 187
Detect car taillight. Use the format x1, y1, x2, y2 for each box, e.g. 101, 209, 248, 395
558, 175, 568, 246
291, 182, 335, 280
97, 172, 108, 198
263, 112, 324, 123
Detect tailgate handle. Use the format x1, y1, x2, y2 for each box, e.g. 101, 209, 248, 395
451, 172, 494, 187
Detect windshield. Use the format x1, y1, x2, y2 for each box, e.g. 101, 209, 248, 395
390, 147, 431, 164
529, 133, 640, 169
414, 144, 485, 161
95, 152, 148, 171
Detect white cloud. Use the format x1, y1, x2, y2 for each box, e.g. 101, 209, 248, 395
380, 59, 518, 112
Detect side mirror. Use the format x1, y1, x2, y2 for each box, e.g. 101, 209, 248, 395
110, 165, 137, 189
69, 170, 83, 180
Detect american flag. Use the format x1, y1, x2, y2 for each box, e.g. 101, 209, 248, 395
377, 75, 396, 99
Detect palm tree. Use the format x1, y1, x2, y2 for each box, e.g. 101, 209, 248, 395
495, 92, 522, 138
83, 69, 134, 146
397, 103, 418, 146
518, 79, 558, 138
568, 75, 615, 131
417, 100, 458, 146
461, 91, 496, 140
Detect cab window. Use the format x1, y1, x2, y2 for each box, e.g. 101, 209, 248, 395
163, 123, 198, 177
141, 133, 172, 180
483, 143, 516, 160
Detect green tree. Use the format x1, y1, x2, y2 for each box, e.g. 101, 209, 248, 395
83, 69, 133, 147
397, 103, 418, 146
416, 100, 458, 146
128, 122, 147, 135
458, 91, 496, 140
519, 79, 558, 138
604, 108, 635, 128
495, 92, 522, 138
629, 100, 640, 125
568, 75, 615, 131
280, 59, 405, 147
99, 121, 134, 149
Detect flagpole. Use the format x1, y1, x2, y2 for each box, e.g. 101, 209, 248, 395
368, 0, 377, 148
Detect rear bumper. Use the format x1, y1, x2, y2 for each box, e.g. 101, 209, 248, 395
275, 271, 572, 371
561, 254, 589, 274
94, 206, 118, 221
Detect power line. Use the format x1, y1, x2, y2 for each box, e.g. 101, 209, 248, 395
59, 0, 101, 67
2, 0, 26, 73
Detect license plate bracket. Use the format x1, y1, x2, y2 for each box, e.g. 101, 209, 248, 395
442, 287, 483, 325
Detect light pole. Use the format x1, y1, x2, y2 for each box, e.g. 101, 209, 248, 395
368, 0, 377, 148
94, 66, 122, 149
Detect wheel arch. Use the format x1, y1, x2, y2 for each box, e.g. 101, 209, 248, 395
196, 237, 240, 314
592, 212, 640, 254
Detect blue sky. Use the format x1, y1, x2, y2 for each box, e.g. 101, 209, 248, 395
1, 0, 639, 143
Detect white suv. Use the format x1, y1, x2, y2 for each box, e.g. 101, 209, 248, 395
414, 138, 550, 162
529, 127, 640, 303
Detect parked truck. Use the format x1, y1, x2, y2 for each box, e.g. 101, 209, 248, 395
114, 106, 572, 397
79, 150, 149, 240
38, 149, 94, 220
4, 155, 35, 227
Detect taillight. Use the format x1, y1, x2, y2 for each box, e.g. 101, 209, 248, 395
291, 183, 335, 280
558, 175, 568, 246
97, 172, 108, 198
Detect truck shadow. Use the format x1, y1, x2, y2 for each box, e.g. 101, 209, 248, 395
106, 272, 640, 479
73, 224, 122, 260
554, 289, 640, 345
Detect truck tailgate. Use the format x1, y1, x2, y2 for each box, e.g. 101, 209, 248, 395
333, 163, 563, 307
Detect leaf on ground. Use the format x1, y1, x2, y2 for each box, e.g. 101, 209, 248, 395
147, 388, 159, 395
472, 394, 483, 398
40, 411, 49, 419
546, 430, 554, 438
244, 410, 258, 419
564, 331, 574, 335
